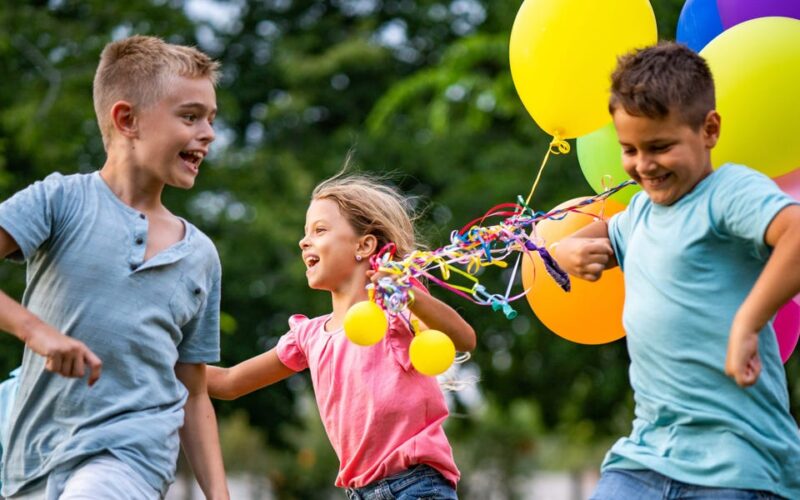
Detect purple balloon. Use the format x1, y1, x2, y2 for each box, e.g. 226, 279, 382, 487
718, 0, 800, 29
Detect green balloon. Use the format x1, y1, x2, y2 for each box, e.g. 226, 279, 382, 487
576, 121, 640, 205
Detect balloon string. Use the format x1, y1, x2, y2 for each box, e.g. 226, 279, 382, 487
524, 135, 571, 206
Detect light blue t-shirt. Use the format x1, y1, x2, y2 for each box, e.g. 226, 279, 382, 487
0, 172, 221, 497
0, 368, 21, 491
604, 164, 800, 498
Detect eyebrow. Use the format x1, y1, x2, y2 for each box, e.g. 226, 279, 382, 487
177, 102, 217, 114
620, 137, 674, 146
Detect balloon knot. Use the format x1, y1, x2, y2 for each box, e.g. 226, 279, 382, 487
549, 136, 571, 155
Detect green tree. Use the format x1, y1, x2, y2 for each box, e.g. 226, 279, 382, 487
2, 1, 798, 498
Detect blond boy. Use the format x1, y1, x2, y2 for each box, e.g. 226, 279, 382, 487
0, 35, 228, 499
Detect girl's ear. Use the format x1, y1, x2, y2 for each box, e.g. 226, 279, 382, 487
111, 101, 138, 139
357, 234, 378, 260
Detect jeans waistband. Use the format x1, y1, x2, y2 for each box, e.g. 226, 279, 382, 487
345, 464, 438, 498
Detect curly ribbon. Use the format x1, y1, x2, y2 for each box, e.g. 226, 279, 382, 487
524, 135, 572, 206
366, 179, 635, 320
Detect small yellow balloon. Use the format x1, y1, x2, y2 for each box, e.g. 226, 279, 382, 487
344, 301, 388, 346
409, 330, 456, 376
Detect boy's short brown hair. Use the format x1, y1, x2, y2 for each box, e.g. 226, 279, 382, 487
609, 42, 715, 130
93, 35, 220, 149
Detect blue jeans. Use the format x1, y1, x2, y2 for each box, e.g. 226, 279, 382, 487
590, 469, 785, 500
345, 464, 458, 500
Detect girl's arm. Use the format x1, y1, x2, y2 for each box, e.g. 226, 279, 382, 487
207, 348, 295, 400
408, 291, 476, 352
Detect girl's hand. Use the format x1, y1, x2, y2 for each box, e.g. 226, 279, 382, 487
366, 268, 394, 286
725, 316, 762, 387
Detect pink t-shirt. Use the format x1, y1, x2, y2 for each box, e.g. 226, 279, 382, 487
276, 309, 460, 489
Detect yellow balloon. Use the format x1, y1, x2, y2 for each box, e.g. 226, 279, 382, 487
701, 17, 800, 178
409, 330, 456, 376
343, 301, 388, 346
510, 0, 657, 139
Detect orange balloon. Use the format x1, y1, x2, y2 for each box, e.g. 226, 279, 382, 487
522, 197, 626, 344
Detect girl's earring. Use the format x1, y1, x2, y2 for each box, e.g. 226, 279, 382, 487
355, 255, 363, 262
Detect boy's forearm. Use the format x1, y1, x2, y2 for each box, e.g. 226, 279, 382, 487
0, 290, 41, 342
180, 392, 229, 500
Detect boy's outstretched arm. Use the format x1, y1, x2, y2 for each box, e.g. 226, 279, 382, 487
206, 348, 294, 400
175, 362, 229, 500
726, 204, 800, 387
553, 219, 618, 281
0, 227, 102, 385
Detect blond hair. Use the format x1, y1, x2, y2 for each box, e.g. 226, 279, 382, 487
312, 171, 419, 259
93, 35, 220, 149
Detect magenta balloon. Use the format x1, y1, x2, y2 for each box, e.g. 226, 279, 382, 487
774, 299, 800, 364
718, 0, 800, 29
774, 168, 800, 200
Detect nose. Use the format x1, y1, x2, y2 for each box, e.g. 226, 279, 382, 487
627, 151, 656, 176
299, 234, 309, 250
199, 119, 215, 144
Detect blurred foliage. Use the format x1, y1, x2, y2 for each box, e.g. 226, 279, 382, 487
1, 0, 797, 498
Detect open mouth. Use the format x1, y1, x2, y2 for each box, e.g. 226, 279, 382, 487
304, 255, 320, 269
642, 173, 671, 188
179, 150, 204, 173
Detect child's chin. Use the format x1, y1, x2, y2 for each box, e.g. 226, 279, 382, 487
169, 178, 196, 190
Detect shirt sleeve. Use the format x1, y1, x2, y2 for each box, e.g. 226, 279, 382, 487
276, 315, 310, 372
384, 313, 414, 372
177, 258, 222, 364
0, 173, 66, 262
608, 193, 643, 271
710, 165, 798, 261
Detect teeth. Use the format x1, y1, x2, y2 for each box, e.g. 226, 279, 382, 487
183, 151, 204, 161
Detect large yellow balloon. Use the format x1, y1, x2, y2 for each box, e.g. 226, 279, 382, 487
343, 301, 388, 346
701, 17, 800, 178
409, 330, 456, 376
522, 198, 626, 344
510, 0, 657, 139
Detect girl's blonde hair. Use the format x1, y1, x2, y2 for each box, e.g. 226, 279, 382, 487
312, 171, 419, 259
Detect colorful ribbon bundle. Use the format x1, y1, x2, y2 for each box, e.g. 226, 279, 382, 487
369, 180, 635, 318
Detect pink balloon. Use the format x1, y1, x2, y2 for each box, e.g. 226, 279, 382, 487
774, 299, 800, 364
774, 168, 800, 200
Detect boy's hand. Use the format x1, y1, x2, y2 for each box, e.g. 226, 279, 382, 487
725, 318, 762, 387
555, 238, 615, 282
23, 321, 102, 386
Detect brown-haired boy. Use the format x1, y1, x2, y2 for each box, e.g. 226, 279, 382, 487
556, 42, 800, 499
0, 35, 228, 499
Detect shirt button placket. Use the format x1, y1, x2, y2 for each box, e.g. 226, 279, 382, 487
130, 213, 147, 272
